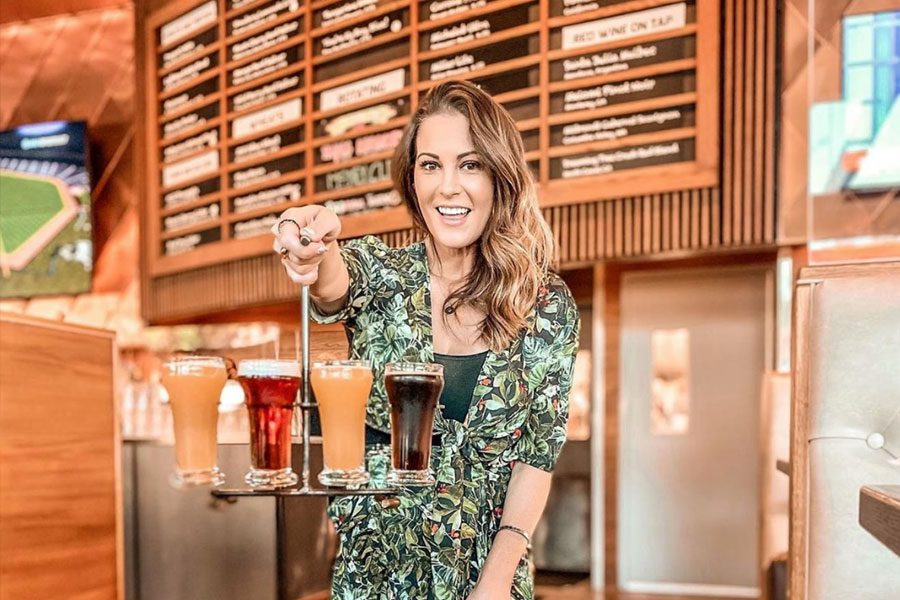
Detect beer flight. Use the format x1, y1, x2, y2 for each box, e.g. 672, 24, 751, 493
160, 356, 444, 490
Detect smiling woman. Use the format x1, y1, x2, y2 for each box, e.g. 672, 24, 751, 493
272, 80, 580, 600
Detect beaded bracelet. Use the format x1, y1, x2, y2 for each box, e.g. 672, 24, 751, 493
498, 524, 531, 547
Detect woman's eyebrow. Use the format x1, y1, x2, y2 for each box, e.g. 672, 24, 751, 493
415, 150, 478, 160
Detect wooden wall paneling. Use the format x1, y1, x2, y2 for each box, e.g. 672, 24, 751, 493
753, 0, 766, 244
690, 188, 700, 248
700, 187, 710, 248
0, 19, 68, 128
788, 278, 814, 600
742, 0, 755, 244
763, 0, 777, 243
694, 0, 721, 175
623, 197, 633, 258
0, 314, 120, 600
712, 186, 722, 246
218, 0, 229, 255
601, 265, 621, 587
603, 201, 613, 259
639, 197, 649, 256
721, 0, 735, 246
671, 190, 682, 252
0, 1, 129, 25
733, 0, 746, 244
537, 0, 549, 185
11, 12, 108, 122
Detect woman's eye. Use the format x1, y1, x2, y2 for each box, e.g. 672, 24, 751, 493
419, 160, 439, 171
461, 161, 483, 172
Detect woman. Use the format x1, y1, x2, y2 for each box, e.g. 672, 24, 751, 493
273, 80, 579, 599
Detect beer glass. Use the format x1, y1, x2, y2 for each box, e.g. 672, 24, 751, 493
384, 362, 443, 486
160, 356, 227, 488
310, 360, 372, 487
237, 359, 301, 488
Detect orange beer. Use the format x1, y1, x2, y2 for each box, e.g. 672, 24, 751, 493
160, 356, 227, 487
310, 360, 372, 487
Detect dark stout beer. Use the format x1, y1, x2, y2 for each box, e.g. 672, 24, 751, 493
384, 363, 444, 485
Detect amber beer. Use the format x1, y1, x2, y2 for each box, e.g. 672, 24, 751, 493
384, 362, 444, 486
310, 360, 372, 487
160, 356, 227, 488
237, 360, 301, 488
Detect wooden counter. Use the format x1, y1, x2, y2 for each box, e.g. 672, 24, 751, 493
859, 485, 900, 557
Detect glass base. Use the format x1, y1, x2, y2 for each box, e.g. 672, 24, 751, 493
318, 466, 370, 489
387, 468, 434, 487
170, 467, 225, 489
245, 467, 298, 488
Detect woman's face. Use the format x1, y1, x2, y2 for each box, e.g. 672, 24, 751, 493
413, 111, 493, 251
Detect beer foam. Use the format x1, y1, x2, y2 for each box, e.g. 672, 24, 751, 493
238, 359, 301, 377
385, 362, 444, 377
163, 355, 225, 374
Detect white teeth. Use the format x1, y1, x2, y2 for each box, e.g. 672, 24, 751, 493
437, 207, 470, 216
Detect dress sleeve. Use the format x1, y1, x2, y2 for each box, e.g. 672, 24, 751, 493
310, 235, 391, 324
515, 280, 580, 472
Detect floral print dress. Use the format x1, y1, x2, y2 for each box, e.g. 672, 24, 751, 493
311, 236, 580, 600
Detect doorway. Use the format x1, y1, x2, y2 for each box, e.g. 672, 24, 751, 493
617, 266, 769, 597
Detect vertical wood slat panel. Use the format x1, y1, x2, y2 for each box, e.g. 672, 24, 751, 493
623, 198, 633, 257
753, 0, 767, 244
733, 0, 746, 244
743, 0, 756, 244
650, 195, 661, 255
721, 0, 736, 246
763, 0, 778, 243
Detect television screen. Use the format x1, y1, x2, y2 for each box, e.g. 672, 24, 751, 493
0, 121, 92, 298
808, 10, 900, 196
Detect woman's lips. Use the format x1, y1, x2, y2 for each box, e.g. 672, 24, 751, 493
435, 207, 470, 226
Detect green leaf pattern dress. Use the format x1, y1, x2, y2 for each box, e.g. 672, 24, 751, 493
311, 236, 580, 600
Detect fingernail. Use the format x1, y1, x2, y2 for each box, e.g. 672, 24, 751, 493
316, 245, 328, 255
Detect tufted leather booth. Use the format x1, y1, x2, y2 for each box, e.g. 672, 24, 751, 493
789, 262, 900, 600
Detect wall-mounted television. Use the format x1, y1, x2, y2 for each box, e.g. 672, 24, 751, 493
0, 121, 93, 298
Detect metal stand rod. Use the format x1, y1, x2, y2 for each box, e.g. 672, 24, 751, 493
300, 285, 312, 492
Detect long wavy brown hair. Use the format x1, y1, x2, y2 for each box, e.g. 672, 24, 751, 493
391, 80, 555, 351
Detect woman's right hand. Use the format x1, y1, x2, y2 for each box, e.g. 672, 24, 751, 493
272, 205, 342, 286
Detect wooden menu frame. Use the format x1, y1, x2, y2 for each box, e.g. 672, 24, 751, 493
142, 0, 719, 277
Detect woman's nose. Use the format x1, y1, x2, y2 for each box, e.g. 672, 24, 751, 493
439, 170, 461, 197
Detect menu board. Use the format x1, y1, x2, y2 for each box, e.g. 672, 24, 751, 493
144, 0, 718, 275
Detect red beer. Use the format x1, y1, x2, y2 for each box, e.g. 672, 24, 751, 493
237, 360, 301, 488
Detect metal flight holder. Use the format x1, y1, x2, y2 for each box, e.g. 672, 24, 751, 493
212, 233, 398, 506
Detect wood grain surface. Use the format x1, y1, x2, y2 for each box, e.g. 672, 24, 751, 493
0, 314, 121, 600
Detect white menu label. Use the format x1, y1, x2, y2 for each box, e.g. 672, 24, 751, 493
160, 1, 217, 47
232, 97, 302, 139
162, 150, 219, 188
561, 3, 686, 50
320, 68, 405, 112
